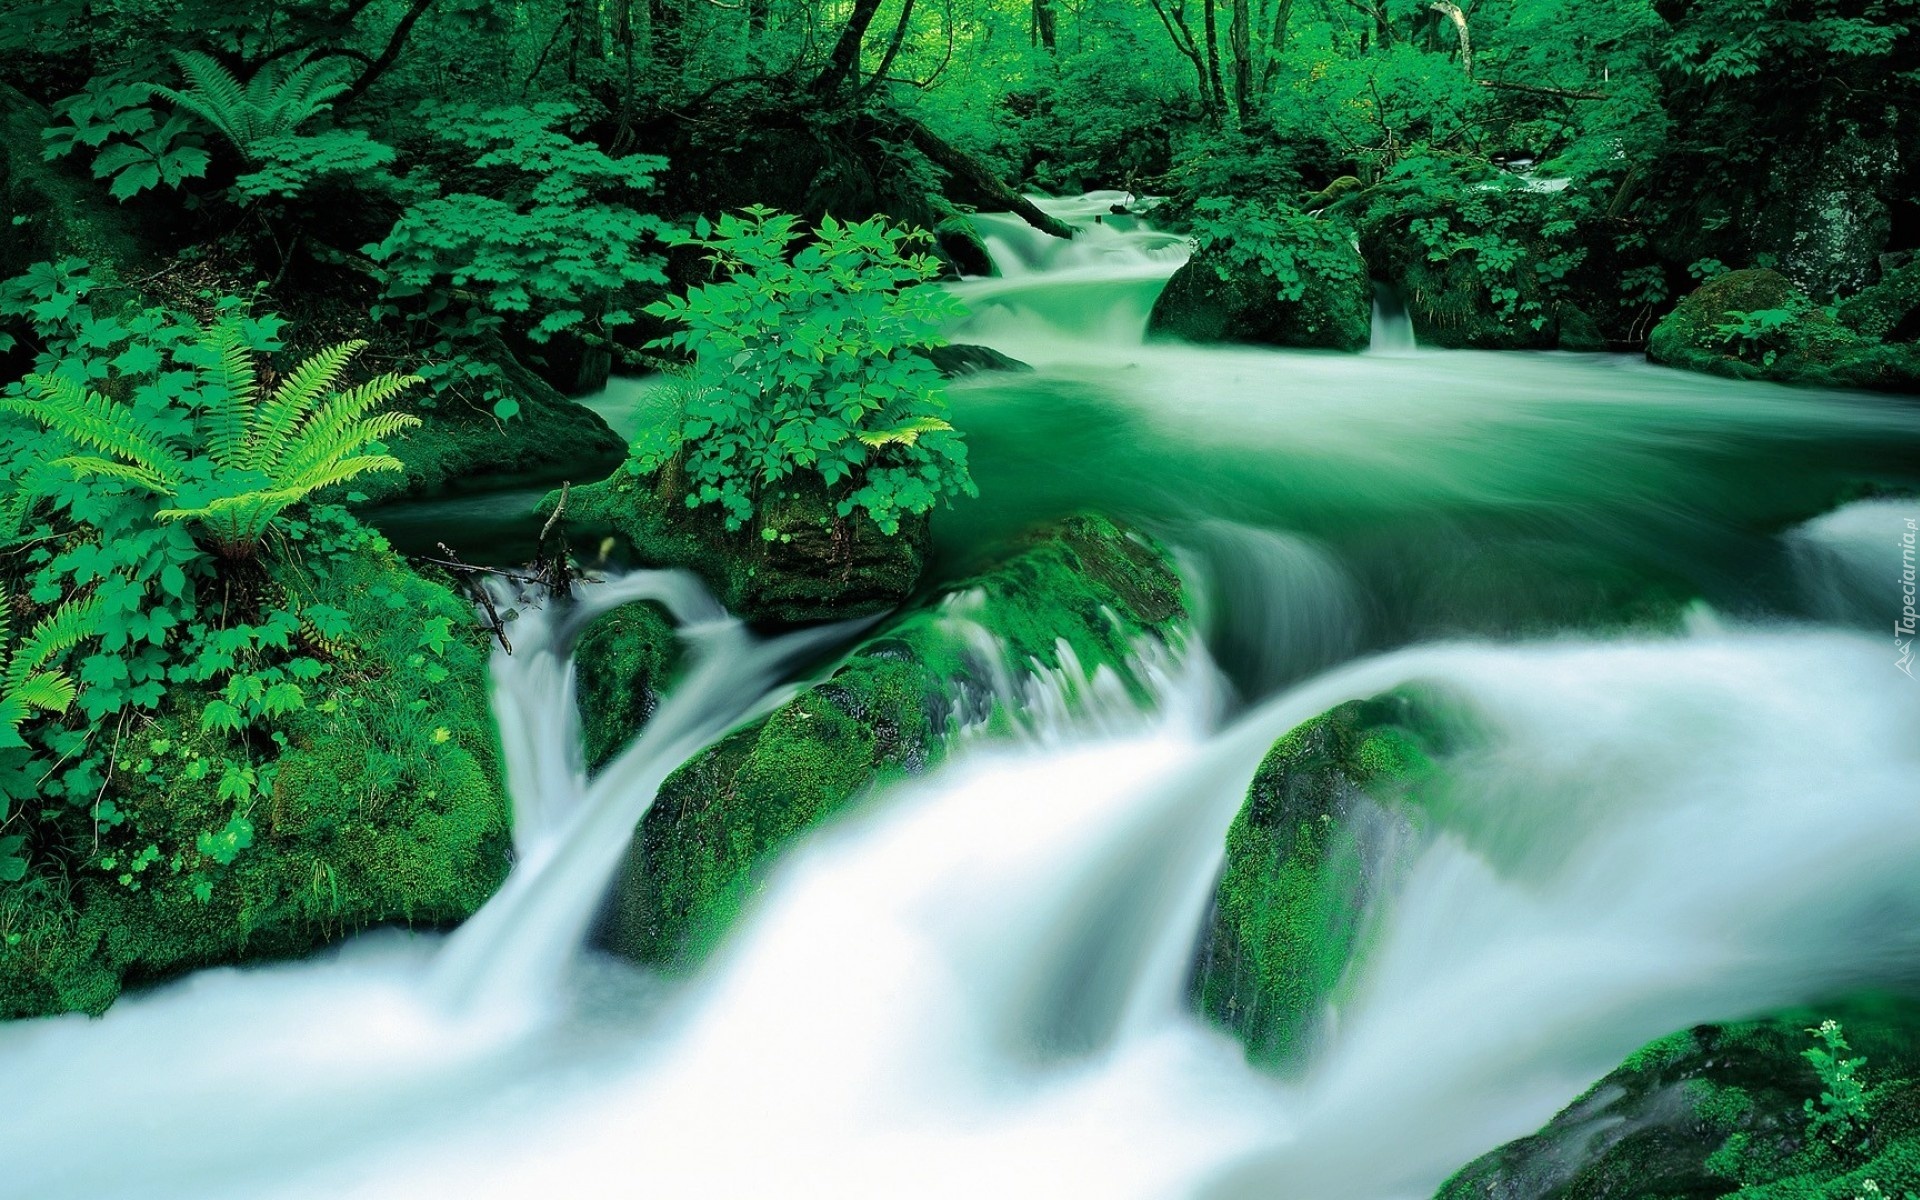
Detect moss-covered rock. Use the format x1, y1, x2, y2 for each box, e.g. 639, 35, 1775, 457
596, 513, 1187, 972
0, 535, 511, 1019
574, 600, 680, 771
1190, 691, 1447, 1070
1838, 257, 1920, 344
549, 463, 930, 625
357, 344, 627, 505
1148, 241, 1372, 351
1648, 268, 1920, 391
1434, 995, 1920, 1199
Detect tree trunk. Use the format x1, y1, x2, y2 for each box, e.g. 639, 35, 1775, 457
1202, 0, 1226, 114
899, 119, 1076, 240
1229, 0, 1252, 122
1147, 0, 1213, 110
1429, 0, 1470, 76
863, 0, 917, 91
1033, 0, 1057, 50
812, 0, 889, 97
1259, 0, 1293, 93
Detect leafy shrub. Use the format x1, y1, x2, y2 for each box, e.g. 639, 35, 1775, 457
639, 207, 975, 535
1188, 196, 1365, 306
0, 260, 433, 902
364, 101, 671, 415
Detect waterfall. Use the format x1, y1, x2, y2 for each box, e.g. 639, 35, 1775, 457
1368, 282, 1417, 355
949, 192, 1189, 352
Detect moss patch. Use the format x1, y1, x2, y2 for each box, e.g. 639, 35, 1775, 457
1190, 691, 1448, 1070
1435, 995, 1920, 1200
596, 513, 1187, 972
0, 536, 510, 1019
574, 600, 680, 772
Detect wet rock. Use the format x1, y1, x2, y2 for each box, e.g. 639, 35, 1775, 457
1191, 691, 1453, 1070
920, 342, 1033, 377
574, 601, 681, 771
1434, 995, 1920, 1199
549, 462, 931, 625
1148, 239, 1372, 351
596, 514, 1187, 972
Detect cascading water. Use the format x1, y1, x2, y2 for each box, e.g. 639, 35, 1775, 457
1367, 282, 1417, 355
7, 197, 1920, 1200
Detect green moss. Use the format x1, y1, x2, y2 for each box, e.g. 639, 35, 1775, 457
1189, 691, 1443, 1070
1148, 241, 1372, 351
549, 462, 930, 624
0, 535, 510, 1019
574, 600, 680, 771
596, 513, 1187, 972
1648, 268, 1920, 392
353, 342, 626, 505
1435, 995, 1920, 1200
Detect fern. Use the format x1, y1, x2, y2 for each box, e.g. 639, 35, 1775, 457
8, 322, 420, 557
149, 51, 351, 161
0, 594, 97, 750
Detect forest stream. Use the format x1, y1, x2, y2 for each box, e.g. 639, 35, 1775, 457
3, 195, 1920, 1200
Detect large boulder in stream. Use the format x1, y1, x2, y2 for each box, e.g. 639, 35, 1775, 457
1148, 238, 1372, 351
1434, 995, 1920, 1199
1191, 692, 1454, 1070
596, 514, 1187, 972
549, 462, 931, 625
1648, 268, 1920, 392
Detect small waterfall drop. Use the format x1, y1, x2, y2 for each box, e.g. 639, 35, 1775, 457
1368, 282, 1417, 355
949, 191, 1189, 351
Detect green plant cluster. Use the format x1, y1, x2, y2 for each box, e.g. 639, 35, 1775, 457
0, 259, 507, 1016
638, 207, 975, 536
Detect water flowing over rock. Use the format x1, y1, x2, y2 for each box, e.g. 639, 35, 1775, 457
596, 512, 1190, 971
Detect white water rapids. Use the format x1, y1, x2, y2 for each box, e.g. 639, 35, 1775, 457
4, 196, 1920, 1200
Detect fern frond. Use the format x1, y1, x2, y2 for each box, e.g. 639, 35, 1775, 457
0, 594, 13, 669
275, 373, 420, 479
11, 375, 185, 486
154, 51, 251, 149
275, 453, 407, 497
9, 596, 100, 684
268, 57, 351, 132
240, 339, 369, 474
202, 319, 258, 466
7, 672, 77, 717
55, 455, 179, 495
855, 416, 953, 448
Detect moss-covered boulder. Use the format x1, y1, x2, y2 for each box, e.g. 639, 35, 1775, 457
1148, 241, 1372, 351
1648, 268, 1920, 391
550, 462, 930, 625
358, 344, 627, 504
0, 537, 511, 1019
1434, 995, 1920, 1199
1191, 692, 1449, 1070
596, 513, 1187, 971
574, 600, 680, 771
1838, 257, 1920, 343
